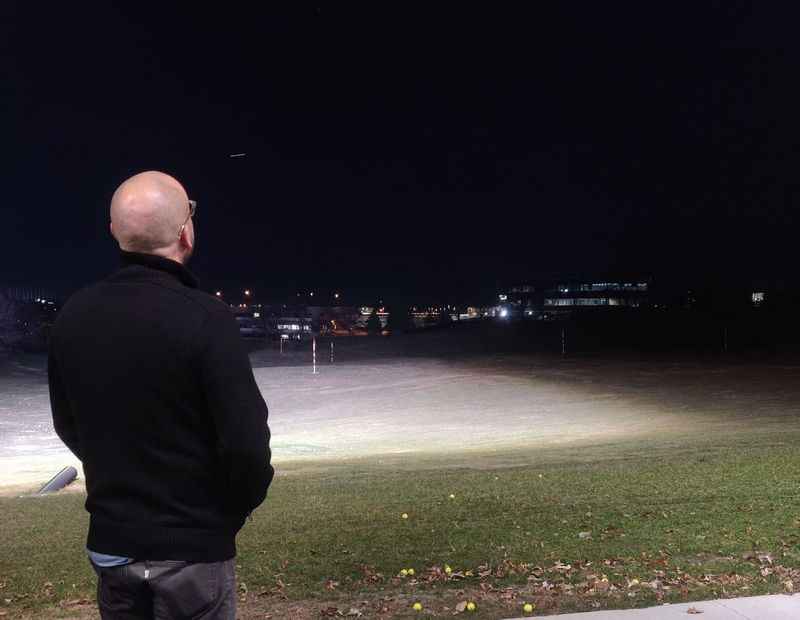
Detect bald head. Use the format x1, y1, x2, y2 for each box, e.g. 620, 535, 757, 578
110, 171, 194, 262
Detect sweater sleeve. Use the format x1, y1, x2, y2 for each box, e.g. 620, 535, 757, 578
48, 347, 83, 460
199, 308, 274, 516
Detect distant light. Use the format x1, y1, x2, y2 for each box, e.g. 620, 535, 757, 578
310, 292, 314, 297
334, 293, 340, 299
215, 291, 222, 297
35, 298, 40, 302
244, 289, 251, 296
500, 309, 509, 318
253, 312, 261, 318
498, 294, 507, 301
229, 153, 247, 158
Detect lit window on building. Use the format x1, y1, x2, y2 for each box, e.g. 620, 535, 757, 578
545, 299, 575, 306
752, 292, 765, 306
575, 298, 608, 306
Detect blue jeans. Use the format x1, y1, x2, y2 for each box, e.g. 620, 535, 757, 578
90, 557, 236, 619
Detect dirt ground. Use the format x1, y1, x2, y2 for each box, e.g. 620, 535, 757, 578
20, 587, 557, 620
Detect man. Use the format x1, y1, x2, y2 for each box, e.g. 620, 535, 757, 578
48, 171, 274, 619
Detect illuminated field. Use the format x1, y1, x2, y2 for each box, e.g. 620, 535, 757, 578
3, 343, 800, 492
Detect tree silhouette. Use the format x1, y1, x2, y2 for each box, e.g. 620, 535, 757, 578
387, 305, 414, 334
366, 308, 382, 335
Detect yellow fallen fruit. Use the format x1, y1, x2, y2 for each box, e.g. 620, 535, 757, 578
523, 602, 534, 613
400, 569, 408, 577
408, 568, 415, 576
402, 513, 409, 519
444, 564, 452, 574
412, 602, 423, 611
466, 601, 476, 611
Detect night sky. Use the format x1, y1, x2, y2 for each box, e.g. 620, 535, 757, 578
3, 3, 798, 304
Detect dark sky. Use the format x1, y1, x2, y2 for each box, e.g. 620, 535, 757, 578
2, 3, 798, 303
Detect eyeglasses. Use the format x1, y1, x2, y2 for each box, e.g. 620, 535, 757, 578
178, 199, 197, 240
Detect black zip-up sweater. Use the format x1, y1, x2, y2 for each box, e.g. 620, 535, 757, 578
48, 251, 273, 561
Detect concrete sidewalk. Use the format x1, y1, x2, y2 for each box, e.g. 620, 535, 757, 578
504, 594, 800, 619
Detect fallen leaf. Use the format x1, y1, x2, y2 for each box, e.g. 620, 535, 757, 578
59, 598, 92, 607
687, 607, 703, 614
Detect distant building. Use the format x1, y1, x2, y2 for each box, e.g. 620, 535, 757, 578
357, 306, 389, 331
310, 306, 362, 336
410, 306, 451, 328
234, 314, 267, 339
495, 279, 650, 319
232, 303, 373, 339
274, 315, 313, 340
543, 281, 649, 309
233, 304, 311, 340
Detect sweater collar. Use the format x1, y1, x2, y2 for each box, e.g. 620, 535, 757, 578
119, 251, 199, 289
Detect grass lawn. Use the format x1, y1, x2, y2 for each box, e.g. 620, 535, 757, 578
2, 431, 800, 619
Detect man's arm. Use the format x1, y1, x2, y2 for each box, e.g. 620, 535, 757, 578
199, 308, 274, 516
48, 348, 83, 460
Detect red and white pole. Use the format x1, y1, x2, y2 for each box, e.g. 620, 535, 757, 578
312, 337, 317, 374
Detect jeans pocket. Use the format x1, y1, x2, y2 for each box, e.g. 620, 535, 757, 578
96, 565, 138, 613
159, 561, 221, 619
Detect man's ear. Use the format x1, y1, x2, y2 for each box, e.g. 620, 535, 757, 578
179, 225, 193, 251
109, 221, 115, 239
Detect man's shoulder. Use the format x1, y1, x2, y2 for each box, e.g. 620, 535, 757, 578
55, 283, 96, 318
173, 286, 231, 315
117, 277, 233, 320
57, 273, 231, 324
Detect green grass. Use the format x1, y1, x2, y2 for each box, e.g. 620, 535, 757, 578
3, 433, 800, 618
